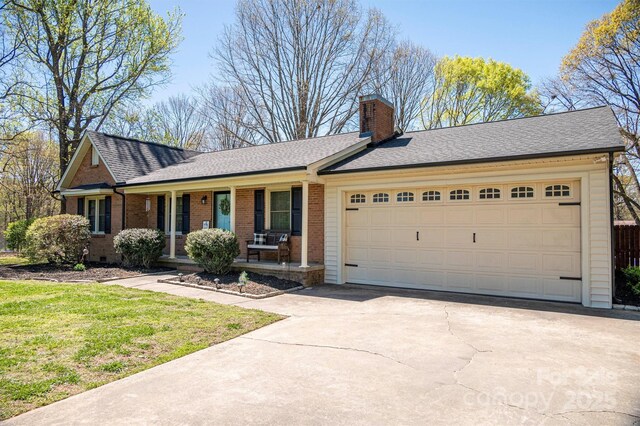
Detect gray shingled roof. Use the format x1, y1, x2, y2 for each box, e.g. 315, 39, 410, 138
320, 106, 625, 174
87, 131, 201, 183
124, 132, 365, 186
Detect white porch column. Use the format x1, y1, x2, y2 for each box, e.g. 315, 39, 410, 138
230, 186, 236, 232
169, 190, 177, 259
301, 180, 309, 268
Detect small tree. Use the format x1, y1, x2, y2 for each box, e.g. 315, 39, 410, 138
24, 214, 90, 265
114, 228, 165, 268
4, 218, 33, 253
185, 229, 240, 274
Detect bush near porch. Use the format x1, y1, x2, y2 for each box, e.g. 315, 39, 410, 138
185, 229, 240, 274
0, 280, 283, 420
114, 228, 165, 268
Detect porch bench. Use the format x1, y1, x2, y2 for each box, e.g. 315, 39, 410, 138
246, 230, 290, 263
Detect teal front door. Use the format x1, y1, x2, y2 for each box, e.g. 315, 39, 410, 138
214, 192, 231, 231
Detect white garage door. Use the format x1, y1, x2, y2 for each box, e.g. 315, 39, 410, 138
344, 181, 582, 302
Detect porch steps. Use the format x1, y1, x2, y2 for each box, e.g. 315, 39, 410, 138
156, 256, 325, 287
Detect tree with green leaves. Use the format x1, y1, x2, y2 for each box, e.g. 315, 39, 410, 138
4, 0, 182, 211
542, 0, 640, 223
421, 56, 541, 129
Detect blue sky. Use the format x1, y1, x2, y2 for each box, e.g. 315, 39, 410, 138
147, 0, 619, 104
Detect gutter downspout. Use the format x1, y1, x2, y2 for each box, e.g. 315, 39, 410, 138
113, 188, 126, 230
609, 153, 616, 302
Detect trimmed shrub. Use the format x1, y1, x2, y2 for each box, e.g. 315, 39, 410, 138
4, 218, 33, 253
114, 228, 165, 268
185, 229, 240, 274
622, 266, 640, 297
73, 263, 86, 272
24, 215, 91, 265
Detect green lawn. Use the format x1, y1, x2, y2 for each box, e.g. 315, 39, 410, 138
0, 256, 31, 266
0, 280, 284, 420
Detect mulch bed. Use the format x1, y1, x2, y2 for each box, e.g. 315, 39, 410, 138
179, 271, 301, 297
0, 263, 173, 282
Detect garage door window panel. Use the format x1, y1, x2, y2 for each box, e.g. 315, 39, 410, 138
396, 192, 414, 202
511, 186, 535, 199
545, 184, 571, 197
449, 189, 470, 201
422, 191, 441, 202
350, 193, 366, 204
372, 193, 389, 203
479, 188, 501, 200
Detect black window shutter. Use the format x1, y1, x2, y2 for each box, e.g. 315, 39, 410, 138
254, 190, 264, 233
77, 197, 85, 216
157, 195, 165, 232
104, 196, 112, 234
291, 187, 302, 236
181, 194, 190, 234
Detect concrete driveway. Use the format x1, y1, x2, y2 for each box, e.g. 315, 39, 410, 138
6, 279, 640, 425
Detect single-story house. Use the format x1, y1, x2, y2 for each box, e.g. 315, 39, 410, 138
57, 95, 625, 308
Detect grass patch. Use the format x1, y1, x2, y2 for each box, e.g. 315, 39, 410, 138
0, 280, 283, 420
0, 256, 31, 266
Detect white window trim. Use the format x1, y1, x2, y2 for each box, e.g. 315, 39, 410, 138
266, 186, 293, 230
165, 195, 184, 235
85, 195, 106, 235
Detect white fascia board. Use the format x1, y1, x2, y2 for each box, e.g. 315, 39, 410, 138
306, 137, 372, 178
60, 188, 114, 197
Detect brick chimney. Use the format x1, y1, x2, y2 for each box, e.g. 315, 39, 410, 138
359, 94, 395, 143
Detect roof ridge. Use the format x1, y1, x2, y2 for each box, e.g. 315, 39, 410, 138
206, 130, 362, 154
401, 105, 611, 135
89, 130, 201, 153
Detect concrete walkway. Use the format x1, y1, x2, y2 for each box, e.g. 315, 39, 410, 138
6, 274, 640, 425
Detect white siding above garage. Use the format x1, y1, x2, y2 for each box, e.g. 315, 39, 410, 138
323, 155, 614, 308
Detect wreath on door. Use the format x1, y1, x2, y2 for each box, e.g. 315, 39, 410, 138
220, 197, 231, 216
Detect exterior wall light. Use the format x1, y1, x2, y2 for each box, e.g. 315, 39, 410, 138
201, 195, 208, 205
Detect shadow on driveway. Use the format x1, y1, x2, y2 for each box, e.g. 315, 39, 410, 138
295, 283, 640, 322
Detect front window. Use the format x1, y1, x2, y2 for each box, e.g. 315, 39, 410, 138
270, 191, 290, 230
87, 198, 105, 234
167, 196, 184, 233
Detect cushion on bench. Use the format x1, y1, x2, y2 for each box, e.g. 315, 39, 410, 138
247, 244, 279, 250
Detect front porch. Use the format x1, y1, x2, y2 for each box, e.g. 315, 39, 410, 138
124, 181, 325, 268
156, 255, 325, 287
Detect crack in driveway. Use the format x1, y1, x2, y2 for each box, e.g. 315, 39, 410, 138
239, 336, 417, 370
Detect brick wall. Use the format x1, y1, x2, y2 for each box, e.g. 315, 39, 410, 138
69, 148, 115, 187
359, 95, 394, 143
66, 148, 123, 263
148, 191, 213, 256
65, 194, 123, 263
235, 184, 324, 264
236, 188, 256, 260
